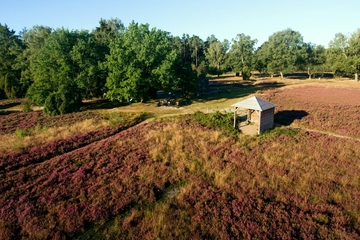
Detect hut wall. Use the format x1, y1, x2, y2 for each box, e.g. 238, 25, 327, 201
250, 110, 260, 123
259, 108, 275, 132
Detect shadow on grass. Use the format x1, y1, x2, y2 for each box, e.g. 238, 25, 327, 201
252, 72, 334, 80
0, 110, 18, 115
274, 110, 309, 125
80, 99, 129, 111
283, 72, 334, 80
0, 102, 21, 110
80, 81, 284, 111
194, 81, 285, 102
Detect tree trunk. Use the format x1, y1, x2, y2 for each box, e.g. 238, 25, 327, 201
355, 72, 359, 82
308, 67, 311, 79
280, 72, 283, 79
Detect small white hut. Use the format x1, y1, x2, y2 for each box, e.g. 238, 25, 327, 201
232, 96, 276, 134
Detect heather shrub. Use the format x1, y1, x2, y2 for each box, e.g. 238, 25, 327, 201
263, 86, 360, 138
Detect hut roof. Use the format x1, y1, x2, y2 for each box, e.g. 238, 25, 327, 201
231, 96, 276, 111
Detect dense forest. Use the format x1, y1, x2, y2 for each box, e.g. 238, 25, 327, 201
0, 18, 359, 115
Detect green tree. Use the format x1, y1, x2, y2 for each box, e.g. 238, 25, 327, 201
327, 30, 360, 81
43, 82, 82, 116
258, 29, 305, 78
227, 33, 257, 80
171, 36, 198, 96
27, 27, 110, 111
92, 18, 124, 46
301, 43, 326, 79
91, 18, 125, 95
254, 41, 270, 74
173, 34, 205, 76
204, 38, 229, 77
189, 35, 205, 68
20, 25, 52, 94
27, 28, 83, 113
204, 34, 218, 49
105, 22, 178, 102
0, 24, 25, 99
71, 30, 108, 98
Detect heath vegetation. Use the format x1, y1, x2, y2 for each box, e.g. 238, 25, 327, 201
1, 82, 360, 239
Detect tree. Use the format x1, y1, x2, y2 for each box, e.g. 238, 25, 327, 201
71, 30, 108, 98
92, 18, 124, 46
257, 29, 305, 78
92, 18, 125, 94
27, 26, 111, 113
189, 35, 205, 68
301, 43, 326, 79
20, 25, 52, 93
327, 30, 360, 81
254, 41, 270, 74
0, 24, 25, 99
204, 35, 218, 49
105, 22, 178, 102
43, 82, 82, 116
27, 28, 83, 113
204, 38, 229, 77
227, 33, 257, 80
171, 36, 198, 96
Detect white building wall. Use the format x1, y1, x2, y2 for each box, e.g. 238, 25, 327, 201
259, 108, 274, 132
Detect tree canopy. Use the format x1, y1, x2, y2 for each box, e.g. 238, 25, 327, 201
327, 29, 360, 81
105, 22, 179, 102
205, 38, 229, 77
26, 29, 86, 113
0, 24, 24, 98
301, 43, 326, 79
20, 25, 52, 92
227, 33, 257, 80
256, 29, 305, 78
1, 19, 359, 115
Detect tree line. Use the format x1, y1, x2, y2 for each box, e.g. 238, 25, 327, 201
0, 19, 359, 115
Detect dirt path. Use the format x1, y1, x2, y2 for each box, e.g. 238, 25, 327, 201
290, 126, 360, 142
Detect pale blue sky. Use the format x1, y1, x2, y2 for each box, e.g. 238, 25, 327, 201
1, 0, 359, 47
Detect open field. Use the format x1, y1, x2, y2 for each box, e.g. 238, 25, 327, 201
1, 78, 360, 239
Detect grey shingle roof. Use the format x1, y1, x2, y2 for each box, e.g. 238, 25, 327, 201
231, 96, 276, 111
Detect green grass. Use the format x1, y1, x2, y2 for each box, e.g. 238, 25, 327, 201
15, 128, 32, 139
192, 111, 240, 136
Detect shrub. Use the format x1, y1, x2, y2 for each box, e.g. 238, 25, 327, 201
242, 71, 251, 80
43, 84, 82, 116
193, 111, 240, 136
15, 128, 31, 139
43, 92, 61, 116
21, 101, 33, 112
26, 81, 52, 106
